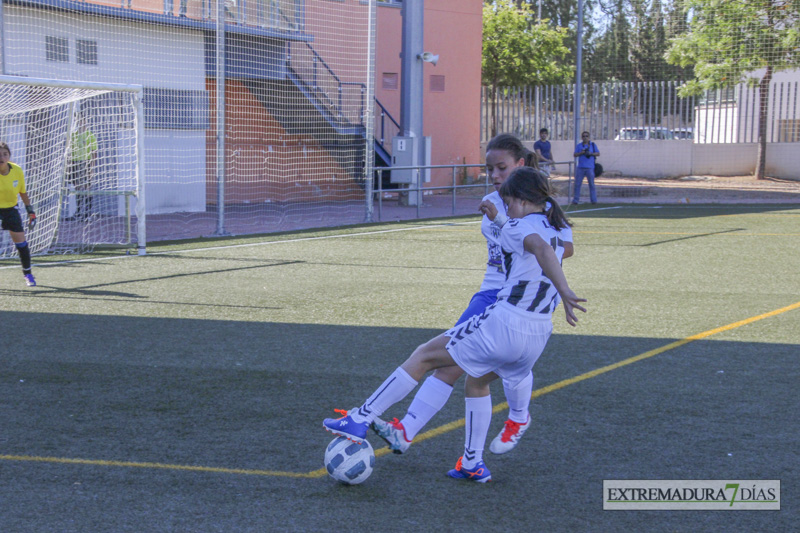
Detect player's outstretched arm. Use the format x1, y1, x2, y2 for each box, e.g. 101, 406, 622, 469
524, 234, 587, 326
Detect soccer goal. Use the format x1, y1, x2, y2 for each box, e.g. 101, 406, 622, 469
0, 75, 145, 258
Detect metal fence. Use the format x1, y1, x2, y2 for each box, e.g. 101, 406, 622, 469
481, 80, 800, 144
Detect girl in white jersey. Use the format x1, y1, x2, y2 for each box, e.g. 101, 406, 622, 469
371, 134, 572, 456
323, 167, 586, 482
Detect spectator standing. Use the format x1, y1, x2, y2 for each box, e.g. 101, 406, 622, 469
572, 131, 599, 205
533, 128, 555, 176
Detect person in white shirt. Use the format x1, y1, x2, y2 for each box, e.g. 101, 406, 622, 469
323, 166, 586, 482
371, 133, 573, 457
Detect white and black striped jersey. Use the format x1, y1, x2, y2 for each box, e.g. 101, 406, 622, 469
497, 213, 570, 317
478, 190, 508, 292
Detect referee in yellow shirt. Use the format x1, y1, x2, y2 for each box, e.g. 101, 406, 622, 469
0, 141, 37, 286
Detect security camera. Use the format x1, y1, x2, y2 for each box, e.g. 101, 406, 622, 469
418, 52, 439, 66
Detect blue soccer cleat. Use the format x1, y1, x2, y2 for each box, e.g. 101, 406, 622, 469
323, 408, 368, 443
24, 273, 36, 287
447, 456, 492, 483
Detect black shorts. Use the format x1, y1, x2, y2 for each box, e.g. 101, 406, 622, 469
67, 160, 91, 188
0, 206, 24, 233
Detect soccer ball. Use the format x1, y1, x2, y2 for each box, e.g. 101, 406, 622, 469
324, 436, 375, 485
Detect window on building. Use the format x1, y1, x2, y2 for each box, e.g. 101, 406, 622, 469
143, 88, 209, 130
699, 87, 736, 105
46, 36, 69, 62
430, 75, 445, 93
382, 73, 399, 90
76, 40, 98, 65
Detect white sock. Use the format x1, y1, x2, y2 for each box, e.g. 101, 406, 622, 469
400, 376, 454, 441
351, 367, 418, 425
462, 395, 492, 469
503, 372, 533, 424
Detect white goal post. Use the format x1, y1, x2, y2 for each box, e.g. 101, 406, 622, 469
0, 75, 145, 257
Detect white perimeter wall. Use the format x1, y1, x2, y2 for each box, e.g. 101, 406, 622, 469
5, 7, 207, 214
526, 140, 800, 179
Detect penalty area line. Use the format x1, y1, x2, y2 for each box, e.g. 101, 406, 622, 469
0, 221, 478, 271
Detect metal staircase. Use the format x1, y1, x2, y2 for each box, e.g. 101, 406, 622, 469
243, 40, 399, 187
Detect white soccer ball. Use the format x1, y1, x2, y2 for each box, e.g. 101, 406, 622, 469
324, 436, 375, 485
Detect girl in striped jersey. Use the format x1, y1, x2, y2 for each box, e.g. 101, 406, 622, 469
371, 133, 572, 457
324, 167, 586, 482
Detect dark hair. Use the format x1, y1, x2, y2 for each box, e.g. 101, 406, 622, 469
581, 131, 590, 136
539, 128, 548, 134
0, 142, 10, 156
486, 133, 538, 169
499, 167, 571, 230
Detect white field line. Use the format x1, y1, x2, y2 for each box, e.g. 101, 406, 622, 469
0, 206, 624, 271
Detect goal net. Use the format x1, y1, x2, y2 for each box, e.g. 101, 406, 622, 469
1, 1, 376, 242
0, 76, 144, 258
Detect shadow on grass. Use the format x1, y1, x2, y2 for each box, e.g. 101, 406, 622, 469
0, 312, 796, 531
568, 203, 799, 220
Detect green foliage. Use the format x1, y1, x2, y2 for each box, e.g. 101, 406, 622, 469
587, 0, 691, 82
666, 0, 800, 96
482, 1, 573, 88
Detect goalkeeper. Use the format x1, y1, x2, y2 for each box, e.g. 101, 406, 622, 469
0, 141, 37, 287
66, 113, 98, 221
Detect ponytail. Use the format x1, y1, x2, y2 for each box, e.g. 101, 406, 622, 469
543, 195, 571, 231
500, 169, 572, 231
523, 149, 539, 169
487, 133, 538, 169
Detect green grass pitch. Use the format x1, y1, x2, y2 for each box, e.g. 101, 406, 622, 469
1, 203, 797, 531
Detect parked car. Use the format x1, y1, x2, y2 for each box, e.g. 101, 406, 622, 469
614, 127, 675, 140
672, 128, 694, 140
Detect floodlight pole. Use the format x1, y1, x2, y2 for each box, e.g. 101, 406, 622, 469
215, 0, 228, 236
573, 0, 584, 145
400, 0, 424, 205
400, 0, 424, 142
0, 1, 5, 75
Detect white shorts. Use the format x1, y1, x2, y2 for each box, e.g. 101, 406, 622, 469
444, 302, 553, 387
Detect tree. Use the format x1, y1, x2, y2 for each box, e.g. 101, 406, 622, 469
587, 0, 690, 82
483, 1, 573, 136
666, 0, 800, 179
587, 0, 631, 81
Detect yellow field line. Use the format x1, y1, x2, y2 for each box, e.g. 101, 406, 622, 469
3, 300, 798, 479
393, 300, 800, 450
0, 454, 319, 478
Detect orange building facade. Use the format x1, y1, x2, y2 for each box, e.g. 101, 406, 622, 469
374, 1, 483, 186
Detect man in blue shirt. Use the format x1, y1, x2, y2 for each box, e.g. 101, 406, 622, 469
533, 128, 554, 176
572, 131, 599, 205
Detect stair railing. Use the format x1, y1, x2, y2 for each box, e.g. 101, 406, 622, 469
375, 98, 400, 156
287, 41, 366, 127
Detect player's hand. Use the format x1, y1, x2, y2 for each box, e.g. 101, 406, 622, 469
25, 205, 36, 230
479, 200, 499, 221
561, 289, 587, 326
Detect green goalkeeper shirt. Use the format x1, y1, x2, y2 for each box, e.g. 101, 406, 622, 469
71, 130, 98, 162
